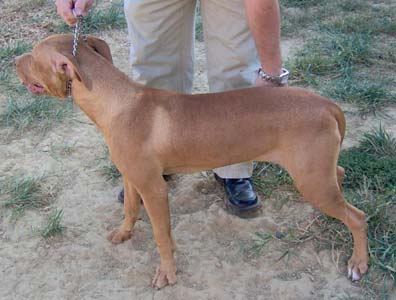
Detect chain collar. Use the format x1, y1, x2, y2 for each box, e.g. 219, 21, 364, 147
67, 15, 86, 99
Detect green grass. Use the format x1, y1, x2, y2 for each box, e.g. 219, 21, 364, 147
21, 0, 48, 8
246, 232, 273, 258
319, 10, 396, 36
100, 163, 121, 182
288, 33, 373, 85
0, 96, 72, 134
323, 77, 395, 114
40, 209, 64, 238
253, 162, 293, 197
281, 7, 317, 37
99, 145, 121, 182
339, 127, 396, 190
0, 42, 31, 63
0, 176, 52, 218
57, 1, 126, 33
360, 126, 396, 157
280, 0, 326, 8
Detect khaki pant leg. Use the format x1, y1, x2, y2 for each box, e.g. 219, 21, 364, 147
124, 0, 197, 93
201, 0, 260, 178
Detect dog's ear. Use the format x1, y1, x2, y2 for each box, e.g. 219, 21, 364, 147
86, 36, 113, 64
51, 53, 92, 90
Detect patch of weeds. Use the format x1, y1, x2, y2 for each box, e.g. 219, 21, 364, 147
253, 162, 293, 197
99, 145, 121, 182
0, 42, 31, 64
0, 176, 52, 219
339, 127, 396, 190
370, 7, 396, 36
100, 163, 121, 182
318, 7, 396, 36
277, 248, 299, 265
40, 209, 64, 238
20, 0, 48, 9
382, 43, 396, 64
360, 125, 396, 157
246, 232, 273, 258
323, 77, 395, 114
315, 181, 396, 297
334, 0, 370, 12
0, 65, 30, 95
51, 140, 77, 157
281, 7, 317, 37
57, 1, 126, 33
288, 33, 372, 84
0, 96, 72, 134
280, 0, 326, 8
319, 14, 373, 35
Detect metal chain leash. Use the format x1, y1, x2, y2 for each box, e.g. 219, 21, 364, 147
67, 14, 87, 98
72, 15, 86, 56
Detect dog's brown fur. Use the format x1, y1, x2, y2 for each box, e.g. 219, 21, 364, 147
15, 34, 368, 288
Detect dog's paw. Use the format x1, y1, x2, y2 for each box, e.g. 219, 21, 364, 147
347, 256, 368, 281
107, 228, 132, 244
151, 265, 177, 289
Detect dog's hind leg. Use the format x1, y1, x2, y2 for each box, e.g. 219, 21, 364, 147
281, 140, 368, 281
107, 177, 141, 244
135, 174, 177, 289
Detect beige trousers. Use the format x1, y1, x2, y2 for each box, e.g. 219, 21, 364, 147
124, 0, 260, 178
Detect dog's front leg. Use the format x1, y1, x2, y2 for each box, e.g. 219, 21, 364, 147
137, 176, 176, 289
107, 178, 141, 244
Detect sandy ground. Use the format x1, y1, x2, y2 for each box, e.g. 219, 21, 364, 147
1, 27, 396, 300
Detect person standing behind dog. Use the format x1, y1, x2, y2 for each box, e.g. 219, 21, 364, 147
56, 0, 289, 217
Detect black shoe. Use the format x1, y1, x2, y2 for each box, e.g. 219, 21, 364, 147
118, 188, 124, 203
215, 174, 261, 218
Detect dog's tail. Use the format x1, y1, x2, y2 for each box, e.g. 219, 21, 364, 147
331, 103, 346, 146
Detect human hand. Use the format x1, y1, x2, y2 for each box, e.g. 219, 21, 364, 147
56, 0, 94, 26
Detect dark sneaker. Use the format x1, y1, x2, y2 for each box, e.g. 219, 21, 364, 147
215, 174, 261, 218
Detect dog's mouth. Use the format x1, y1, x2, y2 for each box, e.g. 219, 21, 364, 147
27, 83, 45, 94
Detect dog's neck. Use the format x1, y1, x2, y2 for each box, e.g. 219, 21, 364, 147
69, 45, 144, 133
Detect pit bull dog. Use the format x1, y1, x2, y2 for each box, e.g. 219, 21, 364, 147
15, 34, 368, 288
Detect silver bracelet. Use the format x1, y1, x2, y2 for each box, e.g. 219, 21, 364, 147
258, 67, 290, 86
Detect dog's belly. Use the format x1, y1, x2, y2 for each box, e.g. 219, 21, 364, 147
161, 144, 281, 175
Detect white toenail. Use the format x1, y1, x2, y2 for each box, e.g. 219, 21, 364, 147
352, 271, 360, 281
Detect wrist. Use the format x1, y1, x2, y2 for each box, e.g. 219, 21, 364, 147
257, 67, 289, 86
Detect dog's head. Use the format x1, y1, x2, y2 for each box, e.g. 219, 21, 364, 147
15, 34, 112, 99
